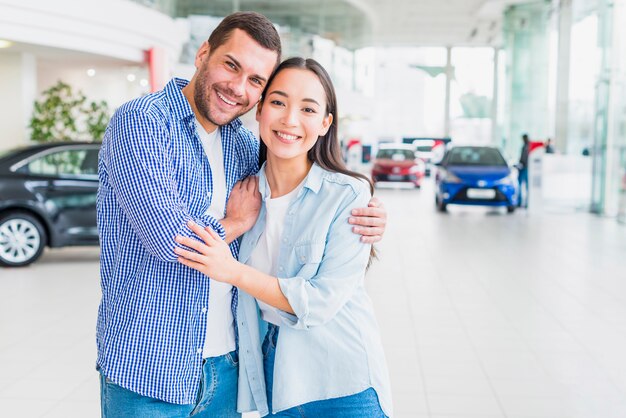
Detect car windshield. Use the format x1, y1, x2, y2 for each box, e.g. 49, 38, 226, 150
446, 147, 507, 167
376, 149, 415, 160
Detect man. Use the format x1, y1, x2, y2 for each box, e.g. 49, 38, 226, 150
96, 11, 386, 417
517, 133, 530, 207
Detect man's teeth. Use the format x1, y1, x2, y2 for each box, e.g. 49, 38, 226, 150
217, 91, 236, 106
276, 132, 298, 141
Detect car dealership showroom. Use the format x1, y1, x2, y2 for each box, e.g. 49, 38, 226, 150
1, 0, 626, 417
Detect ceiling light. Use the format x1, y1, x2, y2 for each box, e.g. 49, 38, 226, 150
87, 68, 96, 77
0, 40, 13, 49
127, 74, 136, 82
140, 79, 149, 87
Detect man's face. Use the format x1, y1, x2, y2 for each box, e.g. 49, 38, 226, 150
193, 29, 278, 128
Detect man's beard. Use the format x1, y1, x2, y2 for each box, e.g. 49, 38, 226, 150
194, 69, 250, 127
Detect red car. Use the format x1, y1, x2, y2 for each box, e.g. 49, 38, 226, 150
371, 144, 425, 188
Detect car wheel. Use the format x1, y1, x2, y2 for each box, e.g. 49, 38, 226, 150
435, 196, 447, 212
0, 212, 47, 267
507, 205, 516, 214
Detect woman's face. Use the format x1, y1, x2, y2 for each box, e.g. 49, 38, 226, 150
256, 68, 333, 164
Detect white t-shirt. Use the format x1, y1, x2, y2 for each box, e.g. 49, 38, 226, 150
194, 120, 236, 358
247, 175, 305, 326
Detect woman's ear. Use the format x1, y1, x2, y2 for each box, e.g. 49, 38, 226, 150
320, 113, 333, 136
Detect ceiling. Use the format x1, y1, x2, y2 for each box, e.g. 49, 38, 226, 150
0, 41, 137, 66
174, 0, 533, 49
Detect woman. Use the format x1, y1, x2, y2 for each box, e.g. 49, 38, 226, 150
175, 57, 392, 417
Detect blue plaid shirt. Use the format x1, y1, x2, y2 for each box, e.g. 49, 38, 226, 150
96, 78, 259, 404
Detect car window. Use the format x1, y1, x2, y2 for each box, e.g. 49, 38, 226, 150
24, 148, 99, 177
446, 148, 507, 166
376, 149, 415, 160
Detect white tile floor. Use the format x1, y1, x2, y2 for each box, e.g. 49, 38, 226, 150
1, 179, 626, 417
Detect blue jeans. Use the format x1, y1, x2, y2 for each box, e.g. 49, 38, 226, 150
518, 167, 528, 207
262, 325, 386, 418
99, 351, 240, 418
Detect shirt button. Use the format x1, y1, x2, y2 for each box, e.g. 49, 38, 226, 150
301, 256, 306, 262
202, 308, 207, 313
282, 238, 287, 243
240, 321, 245, 326
279, 266, 284, 271
197, 348, 202, 354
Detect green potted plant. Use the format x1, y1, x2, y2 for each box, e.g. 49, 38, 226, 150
29, 81, 111, 143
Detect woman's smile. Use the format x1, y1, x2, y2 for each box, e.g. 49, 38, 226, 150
273, 130, 302, 144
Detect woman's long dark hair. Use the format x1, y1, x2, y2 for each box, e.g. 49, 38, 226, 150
258, 57, 377, 266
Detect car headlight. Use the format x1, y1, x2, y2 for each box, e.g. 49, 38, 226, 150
442, 170, 462, 183
495, 174, 514, 185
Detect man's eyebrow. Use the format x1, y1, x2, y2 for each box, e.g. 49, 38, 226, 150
268, 90, 320, 106
225, 54, 268, 83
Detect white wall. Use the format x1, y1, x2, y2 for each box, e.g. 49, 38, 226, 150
0, 52, 37, 148
37, 64, 151, 111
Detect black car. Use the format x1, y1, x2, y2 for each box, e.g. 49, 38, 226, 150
0, 142, 100, 267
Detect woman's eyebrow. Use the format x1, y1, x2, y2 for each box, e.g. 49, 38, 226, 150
302, 98, 320, 106
268, 90, 288, 98
268, 90, 320, 106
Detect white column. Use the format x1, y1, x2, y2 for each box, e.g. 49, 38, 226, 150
491, 47, 499, 145
604, 0, 625, 216
0, 52, 36, 151
555, 0, 573, 153
444, 46, 452, 138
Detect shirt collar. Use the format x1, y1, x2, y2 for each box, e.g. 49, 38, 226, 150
258, 162, 325, 200
165, 78, 243, 132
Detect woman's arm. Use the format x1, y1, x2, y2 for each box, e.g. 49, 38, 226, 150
175, 222, 295, 314
175, 182, 372, 329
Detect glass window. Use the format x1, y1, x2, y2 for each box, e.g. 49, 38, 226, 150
24, 148, 99, 177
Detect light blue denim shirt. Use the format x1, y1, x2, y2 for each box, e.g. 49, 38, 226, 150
235, 163, 393, 417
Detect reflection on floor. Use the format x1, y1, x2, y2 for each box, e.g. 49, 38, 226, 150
1, 179, 626, 417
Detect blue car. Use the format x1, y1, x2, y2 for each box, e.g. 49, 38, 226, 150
435, 146, 518, 213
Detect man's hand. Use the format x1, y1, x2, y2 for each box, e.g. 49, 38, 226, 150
349, 196, 387, 244
220, 176, 261, 243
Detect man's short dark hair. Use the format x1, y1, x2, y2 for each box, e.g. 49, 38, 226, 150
208, 11, 282, 67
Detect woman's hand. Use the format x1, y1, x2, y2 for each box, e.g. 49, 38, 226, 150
175, 221, 242, 283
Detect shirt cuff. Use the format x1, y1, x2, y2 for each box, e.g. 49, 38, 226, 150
198, 215, 226, 240
277, 277, 310, 330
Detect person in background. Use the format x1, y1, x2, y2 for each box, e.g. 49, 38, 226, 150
544, 138, 555, 154
175, 57, 393, 417
517, 133, 530, 208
